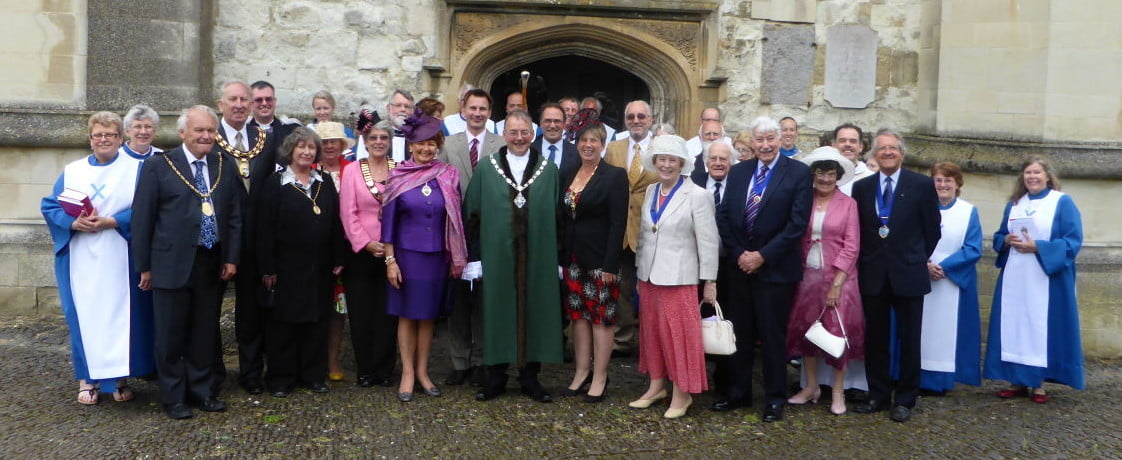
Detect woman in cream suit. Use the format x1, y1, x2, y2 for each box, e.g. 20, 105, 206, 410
628, 135, 720, 419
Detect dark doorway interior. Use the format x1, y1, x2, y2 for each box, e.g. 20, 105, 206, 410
488, 56, 651, 131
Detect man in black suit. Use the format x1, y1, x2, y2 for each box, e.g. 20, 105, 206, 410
247, 80, 299, 142
692, 140, 735, 394
532, 102, 579, 175
133, 105, 245, 419
713, 117, 812, 422
851, 128, 940, 422
214, 80, 281, 395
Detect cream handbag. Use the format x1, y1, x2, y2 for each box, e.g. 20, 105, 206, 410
701, 301, 737, 355
804, 306, 849, 359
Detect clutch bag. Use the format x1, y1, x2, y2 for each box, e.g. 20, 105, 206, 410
804, 306, 849, 359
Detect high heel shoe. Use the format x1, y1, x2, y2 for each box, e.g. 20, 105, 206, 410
628, 389, 668, 409
830, 390, 846, 415
560, 374, 593, 397
664, 396, 693, 419
583, 378, 609, 403
787, 386, 821, 405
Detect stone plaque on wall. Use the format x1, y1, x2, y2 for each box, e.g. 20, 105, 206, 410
761, 24, 815, 106
825, 25, 877, 109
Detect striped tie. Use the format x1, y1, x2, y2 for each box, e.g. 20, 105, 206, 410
742, 165, 769, 235
469, 138, 479, 169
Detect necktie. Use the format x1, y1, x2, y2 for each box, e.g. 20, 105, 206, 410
628, 143, 642, 183
713, 182, 722, 207
548, 145, 557, 164
194, 161, 218, 249
882, 176, 894, 208
743, 165, 769, 235
469, 138, 479, 169
235, 132, 246, 151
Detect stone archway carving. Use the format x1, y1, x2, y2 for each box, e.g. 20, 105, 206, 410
441, 9, 717, 133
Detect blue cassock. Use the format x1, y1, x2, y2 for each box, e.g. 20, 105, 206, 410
40, 155, 154, 392
984, 189, 1084, 390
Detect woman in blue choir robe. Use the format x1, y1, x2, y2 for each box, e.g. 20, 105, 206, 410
119, 104, 164, 160
919, 162, 982, 394
985, 155, 1083, 403
41, 112, 154, 405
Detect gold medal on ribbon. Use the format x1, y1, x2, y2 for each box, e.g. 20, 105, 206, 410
879, 225, 890, 239
652, 225, 658, 233
201, 201, 215, 217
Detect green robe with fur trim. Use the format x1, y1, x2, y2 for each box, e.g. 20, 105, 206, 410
464, 147, 562, 365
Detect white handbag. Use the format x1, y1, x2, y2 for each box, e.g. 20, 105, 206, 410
701, 300, 737, 355
804, 306, 849, 359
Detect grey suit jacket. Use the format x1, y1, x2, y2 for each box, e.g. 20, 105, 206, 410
439, 130, 505, 195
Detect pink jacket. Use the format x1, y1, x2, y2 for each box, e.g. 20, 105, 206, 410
339, 160, 384, 254
803, 190, 860, 277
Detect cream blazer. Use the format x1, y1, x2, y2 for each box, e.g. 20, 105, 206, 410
635, 179, 720, 286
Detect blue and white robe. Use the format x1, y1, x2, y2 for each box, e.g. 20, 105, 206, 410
984, 188, 1084, 389
41, 153, 154, 391
919, 198, 982, 391
118, 143, 163, 161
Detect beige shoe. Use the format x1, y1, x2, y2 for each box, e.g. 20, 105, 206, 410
628, 389, 668, 408
663, 396, 693, 419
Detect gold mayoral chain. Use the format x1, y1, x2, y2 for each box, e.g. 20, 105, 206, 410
360, 157, 396, 199
291, 180, 324, 215
163, 154, 223, 217
214, 127, 268, 178
490, 155, 547, 209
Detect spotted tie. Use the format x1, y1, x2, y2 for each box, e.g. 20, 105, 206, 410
469, 138, 479, 169
194, 161, 218, 249
742, 164, 769, 236
628, 143, 642, 183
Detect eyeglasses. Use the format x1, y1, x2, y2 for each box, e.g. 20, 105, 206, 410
625, 113, 650, 121
252, 97, 275, 104
505, 130, 533, 138
368, 135, 390, 141
90, 133, 120, 140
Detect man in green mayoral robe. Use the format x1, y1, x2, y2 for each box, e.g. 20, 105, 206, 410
463, 110, 562, 403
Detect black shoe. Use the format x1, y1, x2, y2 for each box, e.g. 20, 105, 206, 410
357, 376, 375, 388
521, 383, 553, 403
200, 398, 227, 412
560, 374, 593, 397
242, 382, 264, 395
762, 403, 785, 422
710, 399, 749, 412
164, 403, 193, 420
475, 385, 506, 401
307, 382, 329, 394
445, 369, 469, 386
610, 348, 633, 359
854, 400, 890, 414
583, 377, 609, 403
377, 376, 394, 387
890, 405, 912, 422
470, 366, 486, 387
271, 390, 288, 398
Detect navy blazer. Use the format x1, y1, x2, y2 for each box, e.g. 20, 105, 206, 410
132, 147, 246, 289
533, 138, 580, 177
851, 168, 941, 297
715, 155, 812, 284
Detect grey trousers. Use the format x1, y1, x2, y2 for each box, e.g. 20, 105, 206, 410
448, 279, 485, 371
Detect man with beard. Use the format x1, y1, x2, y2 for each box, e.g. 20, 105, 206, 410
387, 90, 415, 163
464, 110, 561, 403
833, 123, 874, 195
603, 100, 658, 357
247, 81, 299, 143
438, 88, 505, 387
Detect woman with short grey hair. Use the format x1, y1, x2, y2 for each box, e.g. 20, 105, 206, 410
120, 104, 163, 159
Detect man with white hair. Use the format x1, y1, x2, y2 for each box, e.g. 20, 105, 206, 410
712, 116, 812, 422
386, 89, 415, 163
444, 83, 497, 136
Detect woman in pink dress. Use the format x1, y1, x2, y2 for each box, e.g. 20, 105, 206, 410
785, 147, 865, 415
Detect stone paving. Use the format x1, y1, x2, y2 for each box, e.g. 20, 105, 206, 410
2, 308, 1121, 459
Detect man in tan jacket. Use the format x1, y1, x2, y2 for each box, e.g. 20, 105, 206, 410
603, 100, 658, 354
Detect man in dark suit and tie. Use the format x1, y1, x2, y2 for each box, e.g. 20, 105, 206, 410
851, 128, 941, 422
214, 80, 281, 396
133, 105, 245, 419
532, 103, 580, 176
713, 117, 812, 422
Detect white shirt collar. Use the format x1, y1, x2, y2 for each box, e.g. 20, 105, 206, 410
880, 168, 901, 187
221, 118, 249, 144
467, 129, 487, 146
182, 145, 206, 166
627, 132, 652, 152
281, 167, 323, 188
505, 151, 531, 182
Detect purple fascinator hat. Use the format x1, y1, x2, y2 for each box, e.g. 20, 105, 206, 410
400, 108, 443, 143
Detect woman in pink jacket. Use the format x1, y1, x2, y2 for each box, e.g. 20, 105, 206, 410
785, 147, 865, 416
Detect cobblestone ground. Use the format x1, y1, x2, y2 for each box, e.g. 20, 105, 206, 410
2, 304, 1120, 459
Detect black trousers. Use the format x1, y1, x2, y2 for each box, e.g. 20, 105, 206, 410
863, 285, 924, 408
152, 246, 224, 407
234, 249, 265, 386
344, 249, 398, 380
721, 269, 796, 406
264, 317, 328, 392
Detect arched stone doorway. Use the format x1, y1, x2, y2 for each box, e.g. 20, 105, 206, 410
488, 56, 651, 131
438, 10, 721, 134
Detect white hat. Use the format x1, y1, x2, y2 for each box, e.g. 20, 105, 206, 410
799, 146, 856, 186
641, 134, 694, 176
313, 121, 356, 149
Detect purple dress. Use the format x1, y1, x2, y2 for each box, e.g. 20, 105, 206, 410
382, 180, 451, 320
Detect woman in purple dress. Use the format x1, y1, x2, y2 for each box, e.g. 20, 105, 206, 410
382, 109, 467, 402
785, 147, 865, 416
